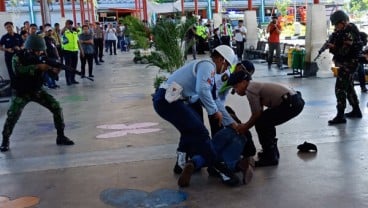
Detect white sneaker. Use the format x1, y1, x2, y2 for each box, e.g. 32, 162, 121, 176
177, 151, 187, 169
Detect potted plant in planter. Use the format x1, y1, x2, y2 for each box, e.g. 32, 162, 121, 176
149, 17, 197, 90
121, 16, 151, 63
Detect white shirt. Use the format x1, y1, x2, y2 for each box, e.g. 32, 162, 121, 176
106, 28, 117, 41
233, 25, 247, 42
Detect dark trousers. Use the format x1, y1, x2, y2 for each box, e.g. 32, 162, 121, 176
357, 63, 366, 90
255, 92, 304, 148
63, 51, 78, 85
94, 38, 104, 62
236, 40, 245, 61
153, 88, 216, 168
107, 40, 117, 55
5, 54, 15, 86
80, 53, 94, 77
268, 42, 281, 67
2, 89, 65, 140
220, 36, 231, 46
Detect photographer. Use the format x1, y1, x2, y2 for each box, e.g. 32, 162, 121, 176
266, 15, 282, 70
0, 35, 75, 152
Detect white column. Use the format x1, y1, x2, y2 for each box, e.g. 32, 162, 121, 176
305, 4, 333, 77
243, 10, 257, 50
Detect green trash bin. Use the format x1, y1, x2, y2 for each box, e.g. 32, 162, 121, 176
290, 49, 305, 77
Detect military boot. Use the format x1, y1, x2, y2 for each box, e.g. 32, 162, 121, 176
56, 135, 75, 145
255, 140, 280, 167
328, 109, 346, 125
345, 105, 362, 118
0, 139, 9, 152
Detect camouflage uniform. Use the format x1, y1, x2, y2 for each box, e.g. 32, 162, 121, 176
329, 23, 362, 124
2, 54, 65, 140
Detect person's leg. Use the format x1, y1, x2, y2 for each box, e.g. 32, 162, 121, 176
87, 54, 94, 77
93, 39, 99, 64
80, 54, 86, 77
71, 52, 79, 83
276, 42, 282, 68
33, 90, 74, 145
63, 51, 72, 85
329, 69, 349, 124
267, 43, 275, 69
1, 95, 29, 151
346, 69, 362, 118
98, 39, 104, 62
112, 40, 117, 55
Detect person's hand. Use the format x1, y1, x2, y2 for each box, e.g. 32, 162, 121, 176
36, 63, 49, 71
235, 123, 247, 135
212, 111, 223, 127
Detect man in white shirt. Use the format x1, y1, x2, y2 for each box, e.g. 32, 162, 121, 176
233, 20, 247, 61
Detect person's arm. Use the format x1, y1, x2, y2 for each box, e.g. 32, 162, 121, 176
195, 62, 218, 115
235, 110, 262, 134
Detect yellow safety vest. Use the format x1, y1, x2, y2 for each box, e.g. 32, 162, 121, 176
62, 29, 79, 52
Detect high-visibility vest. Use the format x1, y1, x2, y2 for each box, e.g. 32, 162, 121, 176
196, 26, 207, 39
62, 29, 79, 52
220, 23, 233, 37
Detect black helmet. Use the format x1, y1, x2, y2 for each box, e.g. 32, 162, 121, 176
24, 34, 46, 51
330, 10, 349, 26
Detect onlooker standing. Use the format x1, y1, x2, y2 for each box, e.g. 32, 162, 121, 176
105, 23, 117, 55
52, 23, 63, 64
219, 18, 232, 46
93, 22, 104, 64
79, 25, 95, 78
44, 26, 60, 89
233, 20, 247, 61
0, 22, 23, 85
266, 15, 282, 70
116, 22, 123, 49
61, 19, 80, 85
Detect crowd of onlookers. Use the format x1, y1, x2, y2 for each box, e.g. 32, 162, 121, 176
0, 20, 131, 89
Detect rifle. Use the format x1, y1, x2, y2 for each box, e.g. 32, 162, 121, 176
314, 31, 341, 62
16, 50, 94, 82
38, 55, 94, 81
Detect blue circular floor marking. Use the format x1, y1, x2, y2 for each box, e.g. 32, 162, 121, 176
100, 188, 188, 208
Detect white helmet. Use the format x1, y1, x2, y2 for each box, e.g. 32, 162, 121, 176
214, 45, 237, 65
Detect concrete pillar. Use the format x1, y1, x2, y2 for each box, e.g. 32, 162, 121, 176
0, 12, 15, 79
243, 10, 257, 50
304, 4, 332, 77
213, 13, 222, 30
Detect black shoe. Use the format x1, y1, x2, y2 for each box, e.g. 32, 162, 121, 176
173, 161, 183, 174
56, 136, 75, 145
345, 110, 362, 118
0, 140, 9, 152
255, 158, 279, 167
214, 162, 240, 187
81, 75, 85, 78
178, 161, 195, 187
71, 81, 79, 84
362, 88, 368, 92
328, 116, 346, 125
89, 75, 94, 78
99, 59, 104, 62
207, 166, 221, 178
96, 63, 101, 65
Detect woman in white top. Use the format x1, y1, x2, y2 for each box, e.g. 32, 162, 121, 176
105, 23, 117, 55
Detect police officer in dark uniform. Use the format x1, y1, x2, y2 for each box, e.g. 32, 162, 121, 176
0, 22, 23, 86
327, 10, 363, 124
0, 35, 75, 152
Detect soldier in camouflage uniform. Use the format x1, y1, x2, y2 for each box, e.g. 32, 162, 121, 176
0, 35, 75, 152
327, 10, 363, 125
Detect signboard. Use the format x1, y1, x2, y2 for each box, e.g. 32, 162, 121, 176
100, 13, 107, 18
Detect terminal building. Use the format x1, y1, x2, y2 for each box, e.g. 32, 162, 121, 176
2, 0, 344, 27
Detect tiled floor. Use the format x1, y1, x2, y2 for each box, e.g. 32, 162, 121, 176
0, 52, 367, 208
